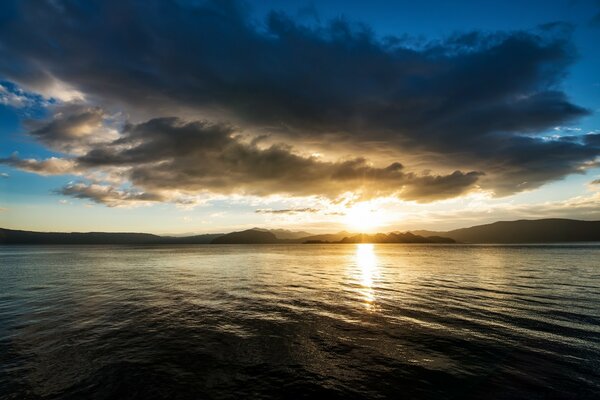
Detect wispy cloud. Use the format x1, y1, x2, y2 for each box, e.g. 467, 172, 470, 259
56, 182, 166, 207
256, 208, 320, 214
0, 156, 81, 176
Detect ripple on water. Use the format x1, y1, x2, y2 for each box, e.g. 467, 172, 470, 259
1, 244, 600, 399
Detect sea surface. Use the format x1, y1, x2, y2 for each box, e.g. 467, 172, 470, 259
1, 244, 600, 399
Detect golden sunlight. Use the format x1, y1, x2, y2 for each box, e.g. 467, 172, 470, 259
355, 243, 379, 306
344, 202, 385, 232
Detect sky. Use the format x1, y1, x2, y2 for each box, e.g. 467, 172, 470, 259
1, 0, 600, 234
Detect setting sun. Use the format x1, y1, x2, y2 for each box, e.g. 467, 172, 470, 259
1, 1, 599, 399
344, 202, 385, 232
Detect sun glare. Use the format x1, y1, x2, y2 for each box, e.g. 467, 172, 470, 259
355, 243, 379, 307
344, 202, 384, 232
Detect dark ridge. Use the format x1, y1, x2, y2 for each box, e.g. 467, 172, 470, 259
253, 228, 313, 239
337, 232, 455, 244
2, 219, 600, 245
298, 231, 354, 243
410, 219, 600, 243
0, 228, 223, 245
210, 229, 281, 244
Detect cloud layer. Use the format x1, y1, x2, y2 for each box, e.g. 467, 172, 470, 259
3, 116, 483, 204
0, 0, 598, 206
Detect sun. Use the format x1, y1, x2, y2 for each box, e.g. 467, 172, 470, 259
344, 202, 385, 232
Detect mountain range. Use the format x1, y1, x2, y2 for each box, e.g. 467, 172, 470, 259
1, 219, 600, 245
409, 219, 600, 244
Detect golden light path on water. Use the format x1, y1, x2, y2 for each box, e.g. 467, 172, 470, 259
2, 245, 600, 398
355, 243, 379, 308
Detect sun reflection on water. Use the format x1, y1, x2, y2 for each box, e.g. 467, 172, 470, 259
355, 244, 379, 308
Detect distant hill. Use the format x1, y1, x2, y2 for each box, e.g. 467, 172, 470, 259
297, 231, 354, 243
211, 230, 454, 244
0, 228, 162, 244
411, 219, 600, 243
3, 219, 599, 245
338, 232, 454, 244
0, 228, 222, 245
210, 229, 281, 244
253, 228, 313, 240
162, 234, 224, 244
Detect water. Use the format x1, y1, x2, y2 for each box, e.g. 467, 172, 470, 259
1, 244, 599, 399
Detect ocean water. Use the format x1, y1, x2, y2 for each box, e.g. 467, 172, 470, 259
1, 244, 599, 399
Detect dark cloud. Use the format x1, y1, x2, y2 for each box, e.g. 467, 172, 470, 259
3, 114, 483, 204
24, 104, 116, 153
0, 0, 597, 199
400, 170, 485, 201
57, 182, 166, 207
585, 133, 600, 147
591, 1, 600, 26
74, 117, 482, 202
473, 134, 600, 194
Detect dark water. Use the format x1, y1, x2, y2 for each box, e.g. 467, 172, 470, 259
1, 244, 600, 399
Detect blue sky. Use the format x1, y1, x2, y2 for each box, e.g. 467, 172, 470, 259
1, 0, 599, 234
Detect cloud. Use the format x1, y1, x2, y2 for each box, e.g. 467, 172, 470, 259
256, 208, 320, 214
76, 117, 483, 203
24, 103, 119, 154
3, 116, 483, 205
0, 156, 81, 176
0, 82, 31, 108
399, 170, 485, 201
585, 133, 600, 147
0, 0, 597, 202
57, 182, 166, 207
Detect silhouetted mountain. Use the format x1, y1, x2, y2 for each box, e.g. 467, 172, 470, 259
0, 228, 164, 244
162, 234, 224, 244
0, 228, 223, 245
411, 219, 600, 243
253, 228, 313, 239
3, 219, 599, 245
338, 232, 455, 244
297, 231, 354, 243
210, 229, 281, 244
